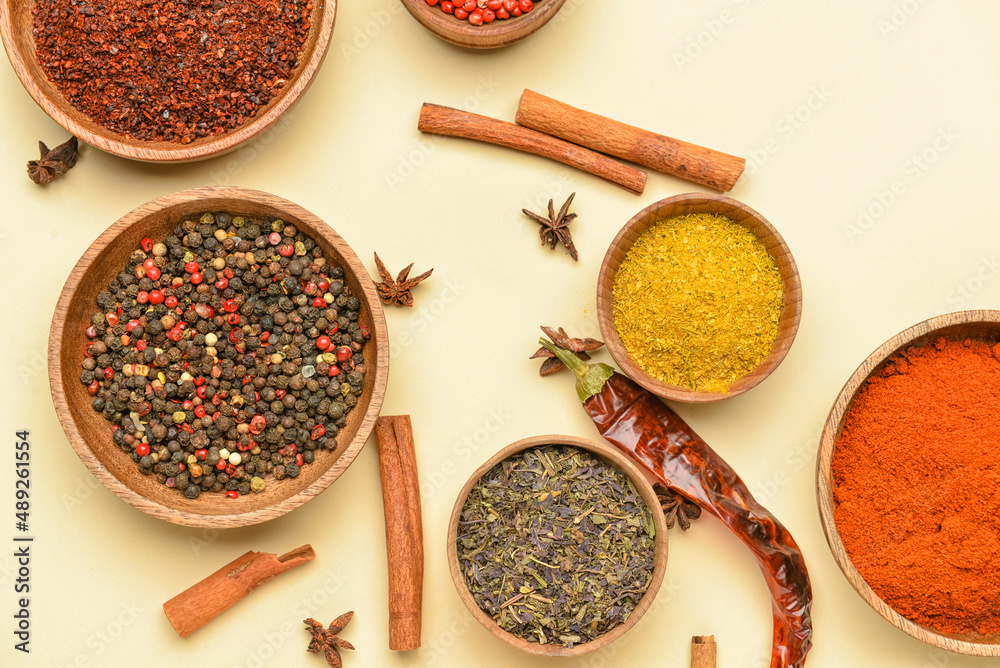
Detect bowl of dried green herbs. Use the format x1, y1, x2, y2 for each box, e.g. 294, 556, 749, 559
597, 193, 802, 403
448, 434, 668, 656
48, 186, 389, 528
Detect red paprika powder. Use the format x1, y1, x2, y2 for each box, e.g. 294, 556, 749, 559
833, 336, 1000, 635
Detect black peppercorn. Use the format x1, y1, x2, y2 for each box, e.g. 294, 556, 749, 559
81, 212, 368, 499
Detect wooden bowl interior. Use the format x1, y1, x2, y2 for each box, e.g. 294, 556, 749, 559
816, 310, 1000, 655
0, 0, 335, 162
597, 193, 802, 403
399, 0, 567, 49
447, 434, 668, 656
49, 187, 387, 528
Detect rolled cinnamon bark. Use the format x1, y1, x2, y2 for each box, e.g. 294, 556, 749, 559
691, 635, 717, 668
515, 90, 745, 192
375, 415, 424, 650
418, 103, 647, 194
163, 545, 316, 638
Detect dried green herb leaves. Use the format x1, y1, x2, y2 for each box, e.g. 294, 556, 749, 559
456, 444, 657, 648
27, 136, 79, 185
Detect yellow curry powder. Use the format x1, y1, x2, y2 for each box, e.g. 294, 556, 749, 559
612, 213, 783, 393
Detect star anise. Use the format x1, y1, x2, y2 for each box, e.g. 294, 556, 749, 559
530, 325, 604, 376
522, 192, 579, 261
373, 252, 433, 307
27, 136, 79, 185
654, 484, 702, 531
304, 611, 355, 668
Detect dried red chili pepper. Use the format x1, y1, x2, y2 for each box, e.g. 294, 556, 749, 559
540, 339, 813, 668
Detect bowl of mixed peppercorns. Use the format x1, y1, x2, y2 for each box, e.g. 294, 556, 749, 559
48, 187, 388, 528
400, 0, 567, 49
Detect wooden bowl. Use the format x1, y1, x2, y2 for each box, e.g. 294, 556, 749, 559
0, 1, 336, 162
447, 434, 668, 656
817, 310, 1000, 655
400, 0, 567, 49
596, 193, 802, 403
48, 187, 388, 528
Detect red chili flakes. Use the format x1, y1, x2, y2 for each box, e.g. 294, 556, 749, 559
32, 0, 314, 143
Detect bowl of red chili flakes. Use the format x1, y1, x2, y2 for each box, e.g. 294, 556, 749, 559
0, 0, 336, 162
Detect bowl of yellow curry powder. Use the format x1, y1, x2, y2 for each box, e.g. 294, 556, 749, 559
596, 193, 801, 403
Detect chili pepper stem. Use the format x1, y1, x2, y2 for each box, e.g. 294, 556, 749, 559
539, 338, 614, 402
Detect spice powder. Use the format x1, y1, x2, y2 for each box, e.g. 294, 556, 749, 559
612, 213, 783, 393
833, 337, 1000, 635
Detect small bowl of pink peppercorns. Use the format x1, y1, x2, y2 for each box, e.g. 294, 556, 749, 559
400, 0, 568, 49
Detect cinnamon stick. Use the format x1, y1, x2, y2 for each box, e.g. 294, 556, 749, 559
374, 415, 424, 650
163, 544, 316, 638
691, 635, 717, 668
418, 103, 646, 194
515, 89, 746, 192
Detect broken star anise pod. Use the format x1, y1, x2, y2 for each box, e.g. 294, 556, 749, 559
27, 136, 79, 185
304, 611, 355, 668
373, 252, 433, 307
530, 325, 604, 376
523, 192, 579, 261
654, 484, 702, 531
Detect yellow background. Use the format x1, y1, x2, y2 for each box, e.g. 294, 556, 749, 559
1, 1, 998, 666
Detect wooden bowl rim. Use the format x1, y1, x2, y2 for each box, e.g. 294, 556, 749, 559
0, 0, 336, 162
399, 0, 567, 49
47, 186, 389, 528
596, 192, 802, 404
446, 433, 668, 656
816, 309, 1000, 655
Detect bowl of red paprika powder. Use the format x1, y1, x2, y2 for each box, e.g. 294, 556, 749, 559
0, 0, 336, 162
48, 187, 389, 528
400, 0, 567, 49
818, 310, 1000, 655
